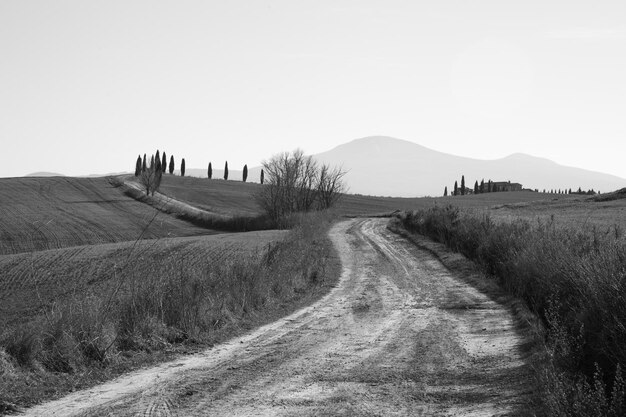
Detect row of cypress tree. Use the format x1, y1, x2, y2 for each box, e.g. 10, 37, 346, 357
135, 154, 265, 184
134, 151, 186, 177
206, 161, 264, 184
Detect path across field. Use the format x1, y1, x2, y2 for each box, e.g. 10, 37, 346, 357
22, 218, 534, 416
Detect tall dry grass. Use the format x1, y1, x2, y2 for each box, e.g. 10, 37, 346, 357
392, 206, 626, 416
0, 211, 338, 410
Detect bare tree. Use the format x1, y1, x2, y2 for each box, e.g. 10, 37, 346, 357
316, 163, 346, 210
139, 154, 162, 196
256, 149, 345, 221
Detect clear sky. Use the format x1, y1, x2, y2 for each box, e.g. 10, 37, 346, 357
1, 1, 625, 178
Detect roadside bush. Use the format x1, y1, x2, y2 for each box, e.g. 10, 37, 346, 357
393, 206, 626, 415
256, 149, 346, 222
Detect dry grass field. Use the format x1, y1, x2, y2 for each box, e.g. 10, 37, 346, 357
0, 177, 212, 255
0, 173, 338, 411
0, 231, 285, 329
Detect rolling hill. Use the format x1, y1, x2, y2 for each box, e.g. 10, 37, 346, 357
312, 136, 626, 197
0, 177, 212, 255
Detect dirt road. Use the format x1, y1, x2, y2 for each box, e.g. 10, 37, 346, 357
23, 218, 534, 416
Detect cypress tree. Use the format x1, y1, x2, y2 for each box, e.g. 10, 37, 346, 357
243, 164, 248, 182
260, 169, 264, 184
444, 186, 448, 197
135, 155, 141, 176
155, 154, 161, 172
461, 175, 465, 195
162, 152, 167, 173
454, 181, 458, 196
155, 150, 160, 167
150, 155, 155, 169
474, 180, 479, 194
142, 154, 147, 172
208, 162, 212, 179
169, 155, 174, 174
224, 161, 228, 180
488, 180, 492, 193
181, 158, 186, 177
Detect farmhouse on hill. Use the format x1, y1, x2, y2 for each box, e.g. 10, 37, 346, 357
493, 181, 523, 192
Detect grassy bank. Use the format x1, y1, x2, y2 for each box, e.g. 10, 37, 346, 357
391, 206, 625, 416
109, 176, 277, 232
0, 212, 340, 412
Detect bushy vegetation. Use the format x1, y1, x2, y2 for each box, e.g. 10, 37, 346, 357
0, 212, 338, 410
392, 206, 626, 416
256, 149, 346, 221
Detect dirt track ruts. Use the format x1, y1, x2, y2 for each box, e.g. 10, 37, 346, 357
22, 218, 534, 416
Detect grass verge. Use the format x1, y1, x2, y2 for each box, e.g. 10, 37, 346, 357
390, 206, 626, 416
0, 211, 340, 413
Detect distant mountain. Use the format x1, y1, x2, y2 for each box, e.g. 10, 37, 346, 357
312, 136, 625, 197
25, 172, 65, 177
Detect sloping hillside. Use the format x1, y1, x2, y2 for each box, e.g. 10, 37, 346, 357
156, 175, 263, 216
0, 177, 211, 255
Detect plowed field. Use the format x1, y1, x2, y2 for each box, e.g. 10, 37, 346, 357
0, 177, 212, 255
0, 230, 285, 329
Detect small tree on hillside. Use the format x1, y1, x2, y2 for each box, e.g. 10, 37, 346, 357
181, 158, 186, 177
454, 181, 458, 196
135, 155, 141, 176
260, 169, 264, 184
224, 161, 229, 180
480, 179, 485, 194
461, 175, 466, 195
444, 186, 448, 197
162, 152, 167, 173
155, 150, 160, 167
208, 162, 212, 179
140, 154, 162, 196
243, 164, 248, 182
169, 155, 174, 174
474, 180, 479, 194
142, 154, 147, 173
